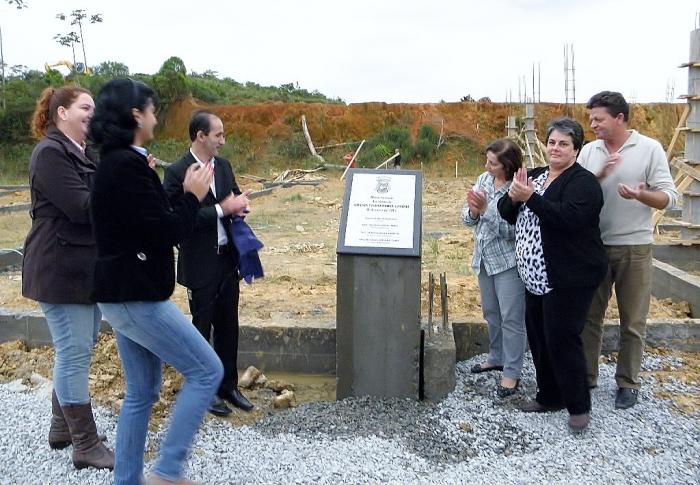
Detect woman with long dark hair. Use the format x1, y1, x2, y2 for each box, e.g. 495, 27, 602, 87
90, 78, 222, 485
22, 86, 114, 470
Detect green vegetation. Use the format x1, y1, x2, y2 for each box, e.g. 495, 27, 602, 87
0, 57, 343, 182
189, 72, 341, 105
339, 124, 447, 168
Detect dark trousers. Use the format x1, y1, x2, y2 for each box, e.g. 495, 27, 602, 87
525, 286, 595, 415
187, 255, 239, 393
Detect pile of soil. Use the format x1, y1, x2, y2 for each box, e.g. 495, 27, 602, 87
0, 335, 335, 429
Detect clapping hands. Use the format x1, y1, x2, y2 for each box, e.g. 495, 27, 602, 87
221, 190, 253, 217
508, 168, 534, 202
618, 182, 646, 200
466, 188, 487, 218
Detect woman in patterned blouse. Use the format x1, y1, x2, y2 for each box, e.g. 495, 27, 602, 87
462, 139, 526, 397
497, 118, 607, 432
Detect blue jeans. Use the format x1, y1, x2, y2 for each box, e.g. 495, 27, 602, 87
477, 264, 527, 380
98, 300, 223, 485
39, 302, 101, 405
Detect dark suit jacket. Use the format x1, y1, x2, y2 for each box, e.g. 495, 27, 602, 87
90, 147, 200, 302
22, 127, 97, 304
163, 151, 241, 290
497, 163, 608, 289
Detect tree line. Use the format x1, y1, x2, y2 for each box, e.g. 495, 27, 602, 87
0, 56, 343, 144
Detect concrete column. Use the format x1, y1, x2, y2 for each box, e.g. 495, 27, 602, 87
524, 104, 537, 168
682, 28, 700, 240
506, 116, 517, 138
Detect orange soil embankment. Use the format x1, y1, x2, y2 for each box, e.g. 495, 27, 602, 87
159, 98, 686, 159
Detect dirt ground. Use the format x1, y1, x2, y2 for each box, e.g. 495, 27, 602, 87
0, 175, 696, 423
0, 177, 692, 321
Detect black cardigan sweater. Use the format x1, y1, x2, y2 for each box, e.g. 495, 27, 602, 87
90, 147, 200, 302
497, 163, 608, 290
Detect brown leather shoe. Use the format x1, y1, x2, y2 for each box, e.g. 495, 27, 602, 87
520, 400, 565, 413
568, 412, 591, 432
61, 402, 114, 470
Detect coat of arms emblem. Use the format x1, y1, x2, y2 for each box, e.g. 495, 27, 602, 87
375, 176, 391, 194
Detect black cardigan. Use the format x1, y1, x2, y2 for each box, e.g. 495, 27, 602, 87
497, 163, 608, 289
90, 147, 200, 302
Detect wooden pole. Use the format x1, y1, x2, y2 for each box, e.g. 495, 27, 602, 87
301, 115, 325, 164
316, 141, 362, 150
665, 104, 691, 160
375, 152, 398, 170
340, 139, 365, 180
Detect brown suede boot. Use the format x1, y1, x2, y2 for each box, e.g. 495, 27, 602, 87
48, 390, 72, 449
49, 391, 108, 450
61, 402, 114, 470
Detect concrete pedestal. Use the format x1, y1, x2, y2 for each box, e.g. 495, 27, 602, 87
336, 254, 421, 399
422, 326, 456, 401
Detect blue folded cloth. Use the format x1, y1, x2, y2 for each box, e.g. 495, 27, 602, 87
228, 216, 264, 284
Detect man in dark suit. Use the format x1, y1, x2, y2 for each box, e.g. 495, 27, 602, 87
164, 110, 253, 415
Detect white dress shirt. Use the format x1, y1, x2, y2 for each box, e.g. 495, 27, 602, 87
190, 149, 228, 246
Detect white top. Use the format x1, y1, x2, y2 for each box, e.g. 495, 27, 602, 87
189, 148, 228, 246
578, 130, 677, 245
515, 171, 551, 295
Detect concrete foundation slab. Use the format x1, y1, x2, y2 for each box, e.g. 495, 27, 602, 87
452, 318, 700, 361
239, 324, 335, 375
652, 258, 700, 317
0, 248, 23, 271
3, 312, 699, 377
0, 203, 30, 214
653, 243, 700, 272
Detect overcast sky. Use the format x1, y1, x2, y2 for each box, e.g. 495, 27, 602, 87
1, 0, 699, 104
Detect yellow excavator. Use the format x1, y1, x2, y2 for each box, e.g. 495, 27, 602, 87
44, 60, 93, 76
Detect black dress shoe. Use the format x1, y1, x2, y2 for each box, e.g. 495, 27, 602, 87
470, 363, 504, 374
208, 396, 232, 417
615, 388, 639, 409
520, 400, 565, 413
219, 388, 254, 412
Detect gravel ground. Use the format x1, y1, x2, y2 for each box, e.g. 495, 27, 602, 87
1, 353, 699, 485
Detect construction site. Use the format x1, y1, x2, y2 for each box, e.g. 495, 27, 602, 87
0, 18, 700, 485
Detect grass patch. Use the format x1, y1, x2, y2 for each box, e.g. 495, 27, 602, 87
284, 193, 303, 203
0, 143, 33, 184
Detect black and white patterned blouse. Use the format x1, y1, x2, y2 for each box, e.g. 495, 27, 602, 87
515, 170, 551, 295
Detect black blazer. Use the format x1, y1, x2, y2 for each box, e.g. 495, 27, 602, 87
163, 151, 241, 290
90, 147, 200, 302
497, 163, 608, 289
22, 128, 97, 304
